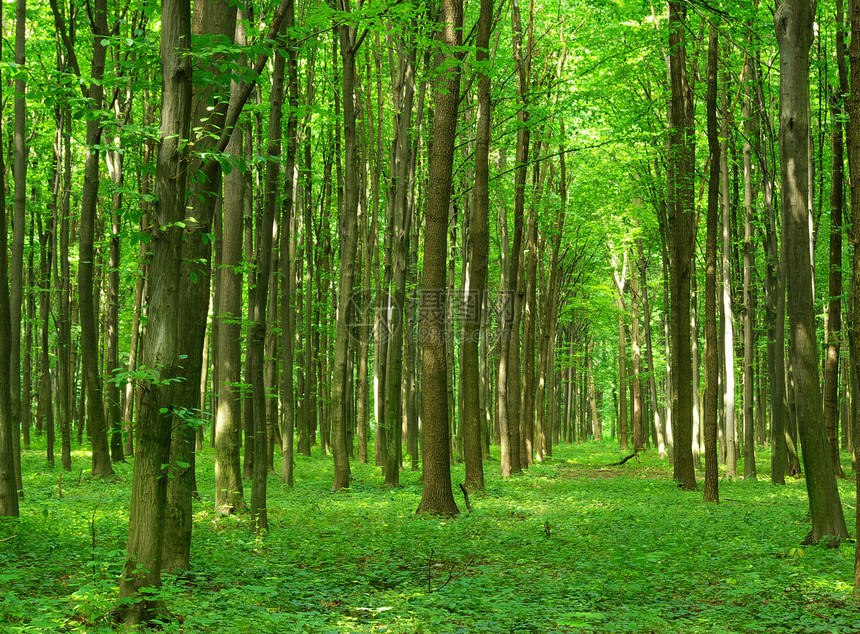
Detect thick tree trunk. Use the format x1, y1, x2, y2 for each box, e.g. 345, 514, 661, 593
667, 1, 696, 491
117, 0, 191, 619
776, 0, 847, 544
384, 34, 417, 487
330, 8, 359, 491
416, 0, 462, 515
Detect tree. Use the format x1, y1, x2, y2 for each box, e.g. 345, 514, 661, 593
666, 0, 696, 491
775, 0, 847, 545
0, 28, 19, 518
117, 0, 192, 620
703, 20, 720, 504
462, 0, 493, 492
330, 0, 361, 492
416, 0, 463, 516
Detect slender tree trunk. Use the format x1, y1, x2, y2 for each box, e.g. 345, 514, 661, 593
0, 79, 15, 515
703, 22, 720, 503
742, 55, 757, 481
613, 256, 629, 451
279, 0, 299, 486
463, 0, 492, 490
824, 0, 847, 478
248, 20, 287, 531
776, 0, 847, 544
76, 0, 113, 478
10, 0, 28, 498
720, 62, 737, 480
216, 112, 247, 514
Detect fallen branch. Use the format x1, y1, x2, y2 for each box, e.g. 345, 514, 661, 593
459, 483, 473, 513
606, 450, 641, 466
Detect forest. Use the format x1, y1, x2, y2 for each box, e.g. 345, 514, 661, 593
2, 0, 860, 630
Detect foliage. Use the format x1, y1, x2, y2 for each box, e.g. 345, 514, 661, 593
3, 440, 860, 632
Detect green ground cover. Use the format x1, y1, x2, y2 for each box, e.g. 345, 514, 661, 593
1, 440, 858, 633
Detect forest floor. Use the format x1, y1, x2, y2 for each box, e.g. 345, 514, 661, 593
2, 438, 859, 633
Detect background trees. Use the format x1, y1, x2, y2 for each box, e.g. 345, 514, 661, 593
4, 0, 860, 610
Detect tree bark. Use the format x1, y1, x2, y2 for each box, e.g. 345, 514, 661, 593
463, 0, 492, 490
330, 4, 360, 491
776, 0, 847, 544
667, 0, 696, 491
117, 0, 191, 619
0, 34, 18, 516
824, 0, 848, 479
742, 55, 757, 481
416, 0, 462, 515
77, 0, 114, 479
703, 22, 720, 503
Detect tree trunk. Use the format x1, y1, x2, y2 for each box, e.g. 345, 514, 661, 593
824, 0, 847, 478
10, 0, 28, 498
117, 0, 192, 619
742, 55, 757, 481
720, 59, 737, 480
416, 0, 462, 515
0, 45, 18, 515
279, 0, 299, 486
248, 18, 287, 531
667, 1, 696, 491
463, 0, 492, 490
776, 0, 847, 544
330, 6, 360, 491
77, 0, 113, 479
703, 22, 720, 503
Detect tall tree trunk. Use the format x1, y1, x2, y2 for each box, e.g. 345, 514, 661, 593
331, 5, 360, 491
776, 0, 847, 544
824, 0, 848, 479
703, 22, 720, 503
248, 20, 287, 530
384, 32, 417, 487
279, 0, 299, 486
77, 0, 113, 478
10, 0, 28, 498
742, 55, 758, 480
463, 0, 492, 490
117, 0, 192, 619
667, 1, 696, 491
612, 255, 629, 451
630, 261, 644, 452
639, 238, 666, 458
0, 41, 17, 514
215, 97, 246, 514
720, 59, 737, 480
416, 0, 462, 515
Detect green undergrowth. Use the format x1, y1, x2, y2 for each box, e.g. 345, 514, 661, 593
2, 439, 859, 632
